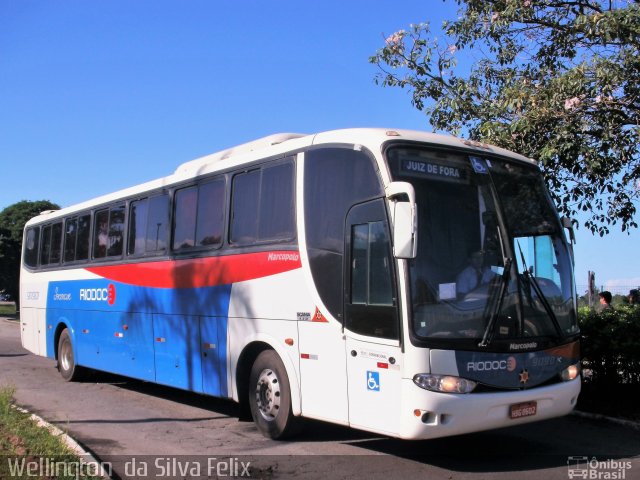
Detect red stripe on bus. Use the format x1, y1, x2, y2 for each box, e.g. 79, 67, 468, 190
85, 250, 301, 288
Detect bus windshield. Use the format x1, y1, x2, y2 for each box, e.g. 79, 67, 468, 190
386, 146, 579, 348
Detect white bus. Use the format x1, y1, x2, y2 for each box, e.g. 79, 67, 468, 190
20, 129, 581, 440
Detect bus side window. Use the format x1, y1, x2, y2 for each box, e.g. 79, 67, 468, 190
93, 209, 109, 259
129, 198, 149, 255
146, 194, 169, 253
24, 227, 40, 268
230, 160, 294, 246
130, 194, 169, 255
107, 206, 125, 257
350, 222, 393, 306
76, 214, 91, 261
64, 218, 77, 262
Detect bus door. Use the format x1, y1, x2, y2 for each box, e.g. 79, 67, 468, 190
344, 199, 402, 435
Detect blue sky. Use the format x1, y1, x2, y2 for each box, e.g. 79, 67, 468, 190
1, 1, 637, 291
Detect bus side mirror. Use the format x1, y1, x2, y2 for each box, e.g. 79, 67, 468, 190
561, 217, 576, 245
386, 182, 418, 259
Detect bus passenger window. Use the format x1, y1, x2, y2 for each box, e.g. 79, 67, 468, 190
24, 227, 39, 268
230, 161, 294, 246
76, 214, 91, 261
129, 199, 149, 255
93, 210, 109, 259
146, 194, 169, 253
259, 163, 294, 240
196, 179, 224, 247
230, 170, 260, 244
64, 218, 77, 262
107, 206, 125, 257
40, 225, 52, 265
173, 187, 197, 249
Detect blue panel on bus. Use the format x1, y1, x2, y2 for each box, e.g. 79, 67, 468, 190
46, 279, 232, 395
454, 341, 580, 389
154, 314, 203, 391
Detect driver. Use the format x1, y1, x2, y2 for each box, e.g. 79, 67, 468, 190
456, 250, 495, 297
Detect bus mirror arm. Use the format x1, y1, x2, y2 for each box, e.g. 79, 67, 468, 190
386, 182, 418, 259
560, 217, 576, 245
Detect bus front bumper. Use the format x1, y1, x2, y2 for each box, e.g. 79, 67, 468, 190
398, 376, 581, 440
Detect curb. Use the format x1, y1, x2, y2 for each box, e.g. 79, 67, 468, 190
12, 405, 111, 478
572, 410, 640, 431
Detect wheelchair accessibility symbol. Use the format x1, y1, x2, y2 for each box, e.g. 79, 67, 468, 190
367, 371, 380, 391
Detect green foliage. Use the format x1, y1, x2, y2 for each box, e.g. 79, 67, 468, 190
0, 200, 59, 303
579, 305, 640, 385
370, 0, 640, 235
0, 386, 101, 479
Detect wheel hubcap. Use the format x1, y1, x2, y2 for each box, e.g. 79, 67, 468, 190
255, 368, 281, 421
60, 340, 71, 371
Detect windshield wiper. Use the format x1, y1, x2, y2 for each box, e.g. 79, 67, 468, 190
516, 242, 564, 339
478, 257, 512, 348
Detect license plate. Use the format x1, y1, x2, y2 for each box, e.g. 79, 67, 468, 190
509, 401, 537, 419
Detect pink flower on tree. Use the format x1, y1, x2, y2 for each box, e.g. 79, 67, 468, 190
564, 97, 581, 110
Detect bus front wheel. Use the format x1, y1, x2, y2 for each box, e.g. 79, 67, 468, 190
248, 350, 300, 439
57, 329, 83, 381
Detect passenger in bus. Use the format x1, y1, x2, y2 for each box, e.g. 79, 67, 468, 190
456, 250, 495, 297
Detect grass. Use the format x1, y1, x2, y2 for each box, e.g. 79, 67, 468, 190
0, 302, 17, 317
0, 385, 102, 479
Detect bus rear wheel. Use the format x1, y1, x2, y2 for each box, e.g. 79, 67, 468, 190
248, 350, 300, 439
57, 329, 84, 381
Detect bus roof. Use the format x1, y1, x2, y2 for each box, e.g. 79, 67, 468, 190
25, 128, 535, 226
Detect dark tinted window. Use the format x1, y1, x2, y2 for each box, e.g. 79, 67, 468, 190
94, 206, 124, 259
40, 225, 52, 265
94, 209, 109, 258
64, 218, 78, 262
129, 199, 149, 255
230, 170, 260, 244
130, 194, 170, 255
173, 180, 224, 251
304, 148, 382, 319
173, 186, 197, 250
50, 223, 63, 264
76, 214, 90, 260
230, 161, 295, 245
196, 179, 225, 247
24, 227, 39, 268
64, 215, 91, 263
107, 206, 125, 256
259, 163, 295, 240
146, 195, 169, 253
40, 222, 62, 265
350, 222, 393, 306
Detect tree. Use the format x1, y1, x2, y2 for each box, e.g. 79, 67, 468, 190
0, 200, 60, 308
370, 0, 640, 235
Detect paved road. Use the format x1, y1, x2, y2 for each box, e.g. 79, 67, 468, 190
0, 319, 638, 480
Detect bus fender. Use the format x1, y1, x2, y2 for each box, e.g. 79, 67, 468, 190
232, 333, 301, 417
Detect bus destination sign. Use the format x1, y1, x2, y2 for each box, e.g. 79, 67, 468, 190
400, 158, 467, 183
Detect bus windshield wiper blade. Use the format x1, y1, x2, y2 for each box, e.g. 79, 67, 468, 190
523, 270, 564, 339
515, 241, 564, 339
478, 258, 512, 348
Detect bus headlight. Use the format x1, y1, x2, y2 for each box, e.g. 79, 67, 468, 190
413, 374, 477, 394
560, 362, 580, 381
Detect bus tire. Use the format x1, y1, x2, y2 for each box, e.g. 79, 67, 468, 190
57, 329, 83, 382
248, 349, 300, 439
